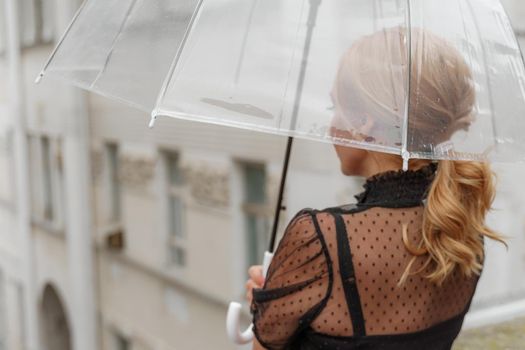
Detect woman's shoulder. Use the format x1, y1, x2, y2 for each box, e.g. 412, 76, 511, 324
288, 204, 424, 245
290, 203, 369, 222
291, 202, 363, 216
284, 206, 351, 232
282, 205, 365, 246
272, 208, 337, 269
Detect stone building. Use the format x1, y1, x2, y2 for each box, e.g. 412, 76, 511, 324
0, 0, 524, 349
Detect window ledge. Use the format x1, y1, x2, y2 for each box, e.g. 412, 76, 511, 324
31, 218, 64, 237
98, 221, 124, 237
99, 249, 233, 310
164, 265, 188, 280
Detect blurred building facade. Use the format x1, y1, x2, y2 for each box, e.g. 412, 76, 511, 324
0, 0, 524, 350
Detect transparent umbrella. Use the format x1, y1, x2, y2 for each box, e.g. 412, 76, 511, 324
37, 0, 525, 344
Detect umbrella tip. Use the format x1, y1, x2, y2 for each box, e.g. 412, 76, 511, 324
35, 71, 44, 84
402, 150, 410, 171
148, 112, 157, 128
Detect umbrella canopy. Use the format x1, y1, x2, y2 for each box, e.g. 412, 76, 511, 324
37, 1, 525, 344
38, 0, 525, 165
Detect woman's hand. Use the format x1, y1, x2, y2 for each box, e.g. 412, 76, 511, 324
245, 265, 265, 305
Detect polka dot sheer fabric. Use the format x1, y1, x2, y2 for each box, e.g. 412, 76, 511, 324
251, 163, 484, 350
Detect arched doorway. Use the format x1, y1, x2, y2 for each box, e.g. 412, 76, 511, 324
40, 284, 71, 350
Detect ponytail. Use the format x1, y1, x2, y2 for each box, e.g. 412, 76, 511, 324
398, 160, 509, 287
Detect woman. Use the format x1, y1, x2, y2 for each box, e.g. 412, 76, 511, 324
245, 27, 508, 350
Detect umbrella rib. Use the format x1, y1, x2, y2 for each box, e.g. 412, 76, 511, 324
151, 0, 205, 124
288, 0, 321, 132
90, 0, 139, 90
276, 0, 308, 131
234, 0, 259, 85
35, 0, 89, 83
401, 0, 412, 171
464, 0, 498, 152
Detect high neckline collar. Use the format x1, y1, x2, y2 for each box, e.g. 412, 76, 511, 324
354, 162, 438, 207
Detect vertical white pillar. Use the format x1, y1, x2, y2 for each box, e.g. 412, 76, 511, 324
63, 92, 98, 350
230, 162, 246, 301
58, 0, 99, 347
5, 0, 40, 349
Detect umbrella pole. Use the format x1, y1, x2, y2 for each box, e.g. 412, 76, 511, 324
267, 0, 321, 253
268, 136, 294, 253
226, 0, 321, 344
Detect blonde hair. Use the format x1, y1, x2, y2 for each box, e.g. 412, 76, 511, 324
399, 158, 508, 287
334, 27, 509, 286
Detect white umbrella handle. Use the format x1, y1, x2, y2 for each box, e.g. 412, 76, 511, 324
226, 251, 274, 344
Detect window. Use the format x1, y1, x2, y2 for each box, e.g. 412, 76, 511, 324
105, 143, 121, 222
164, 152, 187, 267
19, 0, 55, 48
0, 127, 15, 207
41, 136, 54, 221
0, 0, 54, 54
28, 134, 63, 229
241, 163, 270, 269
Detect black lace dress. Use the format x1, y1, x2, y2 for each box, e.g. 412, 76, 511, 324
250, 162, 484, 350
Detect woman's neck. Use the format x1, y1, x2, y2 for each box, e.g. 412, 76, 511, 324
360, 153, 402, 178
359, 152, 432, 178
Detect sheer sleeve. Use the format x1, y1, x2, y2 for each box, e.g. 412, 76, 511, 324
250, 209, 333, 349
